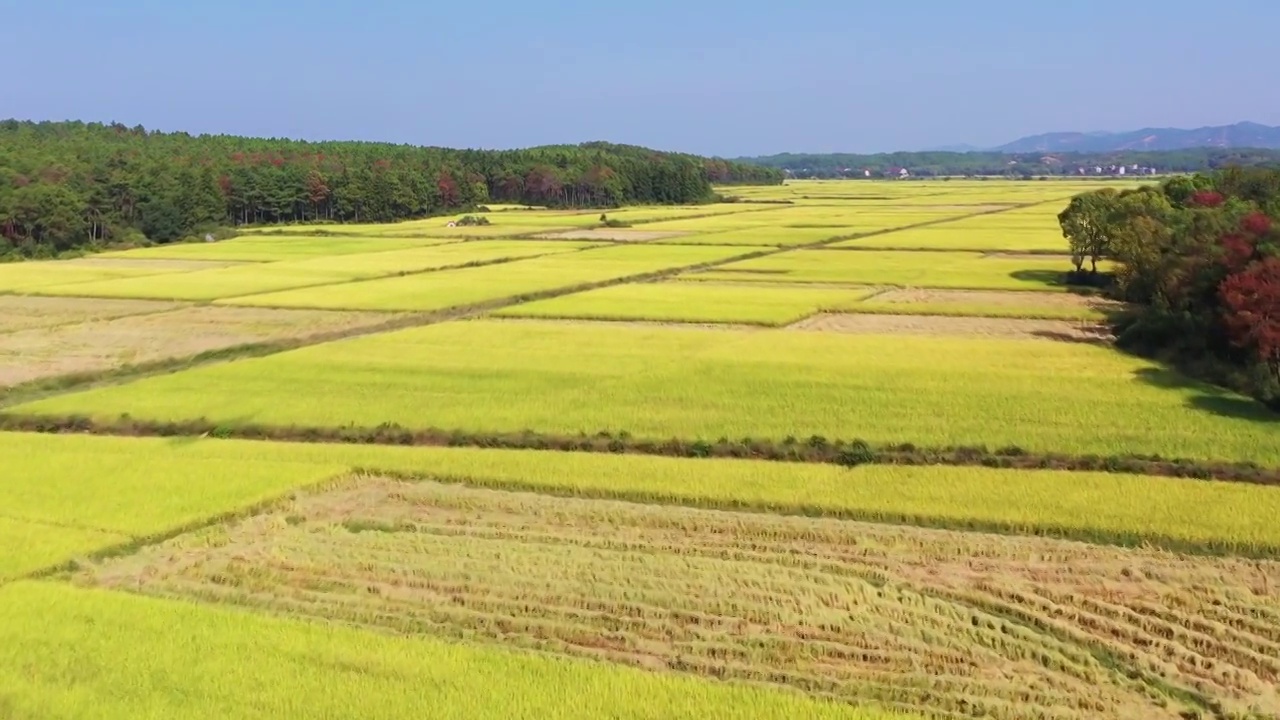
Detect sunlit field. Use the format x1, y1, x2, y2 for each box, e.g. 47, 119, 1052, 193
6, 176, 1276, 720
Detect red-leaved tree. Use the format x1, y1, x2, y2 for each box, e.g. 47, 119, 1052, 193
1190, 190, 1226, 208
1220, 256, 1280, 381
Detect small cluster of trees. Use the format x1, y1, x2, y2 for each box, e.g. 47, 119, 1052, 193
0, 120, 782, 259
1059, 167, 1280, 406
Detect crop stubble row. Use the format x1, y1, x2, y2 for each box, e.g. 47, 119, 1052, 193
80, 477, 1280, 720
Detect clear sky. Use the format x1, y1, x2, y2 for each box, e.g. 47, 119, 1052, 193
4, 0, 1278, 156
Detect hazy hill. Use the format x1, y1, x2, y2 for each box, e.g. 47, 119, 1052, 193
994, 122, 1280, 153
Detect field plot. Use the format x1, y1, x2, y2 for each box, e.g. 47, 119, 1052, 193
0, 519, 127, 581
637, 208, 964, 235
5, 432, 1279, 562
533, 228, 690, 242
494, 281, 877, 325
33, 240, 594, 302
77, 478, 1280, 720
0, 583, 874, 720
657, 226, 858, 246
683, 249, 1084, 291
102, 234, 454, 262
0, 296, 185, 333
838, 225, 1065, 252
788, 313, 1109, 342
15, 320, 1279, 464
0, 258, 201, 294
0, 305, 400, 388
836, 206, 1072, 252
851, 289, 1116, 321
221, 244, 752, 312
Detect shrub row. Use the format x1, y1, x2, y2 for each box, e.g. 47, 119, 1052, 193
3, 414, 1276, 485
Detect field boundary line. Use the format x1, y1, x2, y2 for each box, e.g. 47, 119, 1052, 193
4, 415, 1275, 485
10, 474, 365, 588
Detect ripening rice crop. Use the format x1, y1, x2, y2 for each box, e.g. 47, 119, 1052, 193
13, 320, 1278, 464
0, 518, 127, 580
836, 226, 1068, 252
0, 581, 880, 720
0, 259, 182, 293
659, 226, 859, 246
100, 235, 454, 262
493, 281, 878, 325
686, 249, 1088, 290
5, 432, 1279, 559
218, 244, 752, 311
31, 241, 596, 302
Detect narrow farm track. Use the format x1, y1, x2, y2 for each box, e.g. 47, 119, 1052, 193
79, 478, 1280, 720
2, 201, 1039, 408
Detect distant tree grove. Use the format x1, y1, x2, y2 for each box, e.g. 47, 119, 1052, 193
0, 120, 782, 258
742, 149, 1280, 178
1059, 167, 1280, 408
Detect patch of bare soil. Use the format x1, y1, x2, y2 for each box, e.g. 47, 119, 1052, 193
0, 306, 403, 388
0, 296, 186, 334
533, 229, 691, 242
871, 288, 1122, 311
788, 312, 1113, 342
63, 258, 248, 270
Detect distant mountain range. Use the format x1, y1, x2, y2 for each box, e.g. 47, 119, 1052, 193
960, 122, 1280, 154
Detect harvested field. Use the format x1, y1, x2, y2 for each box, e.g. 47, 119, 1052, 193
0, 296, 185, 334
850, 289, 1124, 321
871, 288, 1110, 309
0, 305, 402, 388
533, 229, 690, 241
788, 312, 1112, 342
81, 477, 1280, 720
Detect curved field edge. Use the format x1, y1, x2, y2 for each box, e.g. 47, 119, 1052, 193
0, 581, 891, 720
4, 433, 1280, 581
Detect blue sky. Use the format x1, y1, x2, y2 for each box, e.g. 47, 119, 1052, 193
4, 0, 1278, 156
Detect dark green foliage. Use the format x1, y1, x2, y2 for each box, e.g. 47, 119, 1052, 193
454, 215, 490, 226
1060, 167, 1280, 407
0, 119, 782, 258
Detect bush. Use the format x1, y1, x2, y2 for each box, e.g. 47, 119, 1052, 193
455, 215, 490, 226
834, 440, 875, 468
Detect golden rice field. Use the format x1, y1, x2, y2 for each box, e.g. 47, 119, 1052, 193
4, 178, 1279, 720
13, 319, 1277, 463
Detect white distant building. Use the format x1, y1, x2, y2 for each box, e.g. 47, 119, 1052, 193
1118, 166, 1126, 175
898, 168, 910, 178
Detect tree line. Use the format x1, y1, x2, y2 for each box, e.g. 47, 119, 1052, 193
1058, 167, 1280, 408
0, 120, 782, 258
741, 149, 1280, 178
